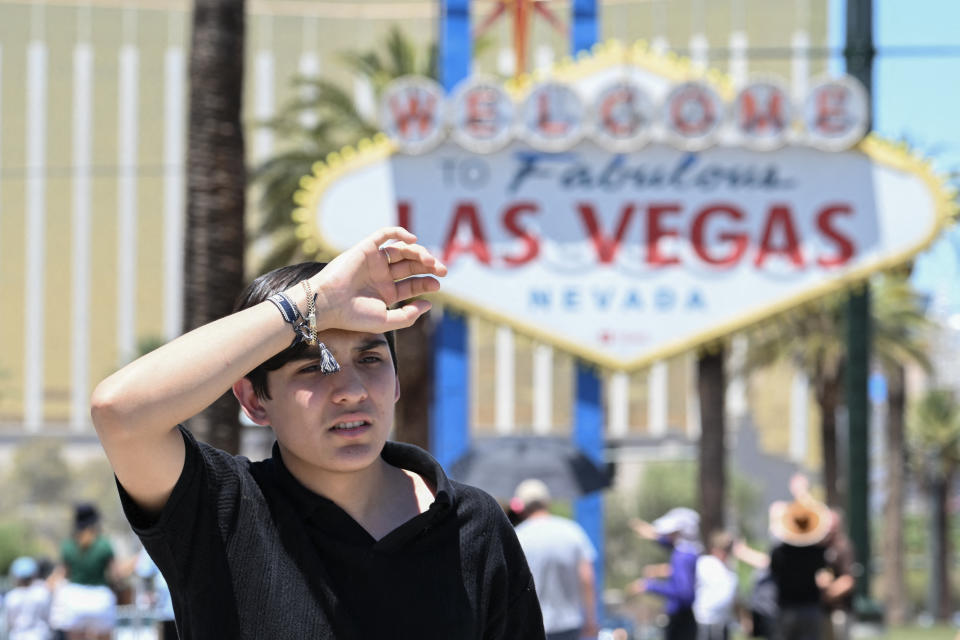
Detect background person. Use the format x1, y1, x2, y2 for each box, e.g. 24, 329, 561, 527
48, 504, 117, 640
733, 541, 778, 639
134, 549, 177, 640
4, 556, 52, 640
628, 507, 702, 640
513, 478, 598, 640
768, 498, 831, 640
694, 531, 738, 640
818, 510, 855, 640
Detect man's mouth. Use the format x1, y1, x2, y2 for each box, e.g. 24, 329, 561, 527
330, 420, 370, 432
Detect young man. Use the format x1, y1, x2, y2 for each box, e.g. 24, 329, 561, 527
91, 228, 544, 639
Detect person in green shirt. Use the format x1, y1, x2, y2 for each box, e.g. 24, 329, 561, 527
49, 503, 117, 640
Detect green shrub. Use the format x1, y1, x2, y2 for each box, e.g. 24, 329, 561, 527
0, 520, 42, 576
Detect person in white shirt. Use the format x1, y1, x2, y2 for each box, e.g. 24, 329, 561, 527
3, 556, 52, 640
134, 548, 177, 640
694, 531, 739, 640
513, 479, 598, 640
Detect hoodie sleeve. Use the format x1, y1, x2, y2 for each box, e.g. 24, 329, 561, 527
645, 549, 697, 606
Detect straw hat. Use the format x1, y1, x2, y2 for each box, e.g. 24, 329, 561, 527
769, 499, 831, 547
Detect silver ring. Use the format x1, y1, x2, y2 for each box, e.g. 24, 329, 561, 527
381, 246, 394, 265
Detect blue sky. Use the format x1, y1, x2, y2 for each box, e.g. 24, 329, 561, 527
828, 0, 960, 313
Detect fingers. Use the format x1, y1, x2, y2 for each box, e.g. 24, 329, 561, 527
381, 241, 447, 278
389, 257, 446, 281
394, 276, 441, 301
383, 299, 433, 329
369, 226, 417, 248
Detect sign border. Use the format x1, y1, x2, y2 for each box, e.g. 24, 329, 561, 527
292, 40, 958, 372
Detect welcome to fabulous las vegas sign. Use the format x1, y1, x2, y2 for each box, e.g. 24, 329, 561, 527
291, 41, 955, 371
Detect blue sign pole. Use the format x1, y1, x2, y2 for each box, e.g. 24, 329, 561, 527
440, 0, 470, 90
570, 0, 604, 623
571, 0, 599, 57
433, 311, 470, 468
573, 364, 604, 620
431, 0, 471, 469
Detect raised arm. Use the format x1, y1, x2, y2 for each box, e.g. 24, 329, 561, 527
733, 540, 770, 569
578, 558, 598, 637
91, 227, 445, 512
629, 517, 658, 540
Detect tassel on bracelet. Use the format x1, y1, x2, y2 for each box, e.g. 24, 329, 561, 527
266, 289, 340, 375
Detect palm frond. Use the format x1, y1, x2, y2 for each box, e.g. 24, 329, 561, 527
385, 26, 418, 77
340, 51, 386, 82
257, 227, 308, 274
908, 388, 960, 473
247, 26, 436, 275
425, 42, 440, 80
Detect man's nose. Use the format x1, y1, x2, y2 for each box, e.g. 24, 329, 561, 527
330, 365, 368, 403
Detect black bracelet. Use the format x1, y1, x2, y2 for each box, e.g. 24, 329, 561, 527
266, 291, 340, 374
267, 292, 307, 348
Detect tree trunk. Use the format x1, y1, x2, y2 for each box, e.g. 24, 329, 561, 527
697, 347, 726, 541
882, 364, 908, 624
182, 0, 246, 453
394, 312, 433, 450
930, 474, 951, 621
943, 467, 956, 621
815, 368, 844, 509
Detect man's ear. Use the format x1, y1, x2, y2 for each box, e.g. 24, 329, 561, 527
232, 378, 271, 426
394, 374, 401, 403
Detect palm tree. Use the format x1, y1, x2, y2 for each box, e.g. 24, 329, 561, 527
873, 271, 931, 623
746, 274, 930, 509
747, 292, 847, 507
908, 387, 960, 621
182, 0, 247, 453
697, 345, 726, 541
250, 27, 438, 273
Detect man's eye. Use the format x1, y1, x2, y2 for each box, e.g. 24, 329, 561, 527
360, 354, 383, 364
298, 364, 321, 373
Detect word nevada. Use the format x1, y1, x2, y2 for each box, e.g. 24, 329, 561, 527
380, 73, 868, 155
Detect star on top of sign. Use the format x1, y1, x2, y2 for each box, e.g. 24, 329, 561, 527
474, 0, 566, 78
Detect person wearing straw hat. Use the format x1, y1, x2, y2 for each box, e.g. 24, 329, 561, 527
768, 498, 831, 640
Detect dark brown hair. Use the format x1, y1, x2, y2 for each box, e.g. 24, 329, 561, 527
233, 262, 397, 400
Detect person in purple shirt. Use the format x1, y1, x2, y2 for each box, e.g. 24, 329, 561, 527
628, 507, 702, 640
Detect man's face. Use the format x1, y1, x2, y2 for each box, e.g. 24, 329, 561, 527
261, 329, 399, 478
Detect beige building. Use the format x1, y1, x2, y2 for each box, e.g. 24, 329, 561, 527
0, 0, 828, 473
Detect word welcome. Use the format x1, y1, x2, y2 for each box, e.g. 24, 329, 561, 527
380, 73, 868, 155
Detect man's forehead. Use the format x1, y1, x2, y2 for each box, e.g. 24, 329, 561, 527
309, 329, 388, 351
282, 334, 389, 369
